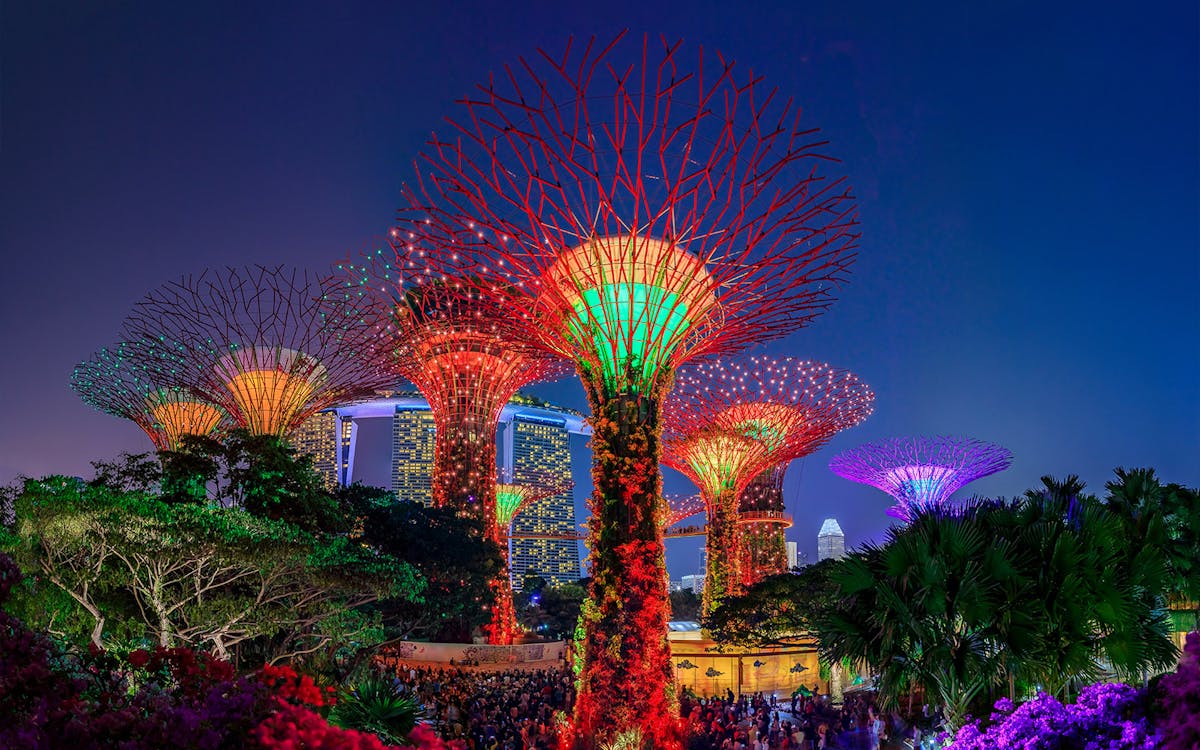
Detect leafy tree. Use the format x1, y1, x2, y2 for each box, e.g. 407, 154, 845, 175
705, 560, 839, 648
817, 501, 1028, 731
1009, 475, 1177, 696
518, 581, 587, 640
1102, 468, 1200, 615
2, 476, 422, 667
344, 486, 504, 643
668, 588, 701, 623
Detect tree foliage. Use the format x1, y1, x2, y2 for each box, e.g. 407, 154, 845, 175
2, 433, 428, 670
343, 485, 504, 643
705, 560, 839, 648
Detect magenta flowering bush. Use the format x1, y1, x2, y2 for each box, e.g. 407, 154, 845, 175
1158, 631, 1200, 749
948, 682, 1159, 749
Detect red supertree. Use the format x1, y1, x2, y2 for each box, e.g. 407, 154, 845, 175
664, 357, 874, 616
124, 265, 394, 439
340, 252, 569, 511
71, 342, 227, 451
388, 34, 859, 747
737, 464, 791, 584
486, 470, 575, 645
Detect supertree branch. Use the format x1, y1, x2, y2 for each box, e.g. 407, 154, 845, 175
665, 356, 874, 614
738, 464, 790, 584
829, 436, 1014, 522
71, 344, 226, 451
123, 265, 395, 439
486, 470, 575, 645
387, 33, 860, 749
662, 493, 705, 530
340, 252, 569, 512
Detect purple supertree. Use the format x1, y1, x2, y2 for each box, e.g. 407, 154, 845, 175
829, 436, 1014, 522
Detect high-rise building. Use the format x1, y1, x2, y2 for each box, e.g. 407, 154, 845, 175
391, 406, 437, 505
786, 541, 798, 570
817, 518, 846, 561
327, 393, 589, 582
502, 412, 579, 588
681, 574, 705, 594
291, 411, 340, 491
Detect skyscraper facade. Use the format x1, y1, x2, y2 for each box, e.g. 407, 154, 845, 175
391, 406, 437, 505
502, 412, 579, 588
291, 411, 340, 490
307, 393, 588, 585
817, 518, 846, 561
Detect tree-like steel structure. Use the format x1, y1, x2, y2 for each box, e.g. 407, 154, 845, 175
489, 470, 575, 645
738, 464, 791, 584
665, 357, 874, 616
124, 265, 394, 439
388, 33, 859, 746
340, 252, 569, 512
71, 343, 226, 451
829, 436, 1014, 522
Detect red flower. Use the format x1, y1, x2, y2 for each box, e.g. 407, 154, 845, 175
127, 649, 151, 669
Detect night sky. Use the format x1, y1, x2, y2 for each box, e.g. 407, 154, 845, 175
2, 1, 1196, 580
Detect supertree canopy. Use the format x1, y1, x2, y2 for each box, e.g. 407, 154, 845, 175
340, 252, 569, 511
665, 357, 874, 616
124, 265, 394, 439
829, 436, 1014, 522
71, 343, 226, 451
487, 471, 575, 645
388, 33, 859, 747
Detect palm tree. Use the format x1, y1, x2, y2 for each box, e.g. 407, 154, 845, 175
817, 501, 1033, 731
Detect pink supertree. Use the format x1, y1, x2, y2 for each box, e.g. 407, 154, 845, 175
665, 357, 874, 616
388, 33, 859, 747
829, 436, 1013, 522
124, 266, 395, 439
340, 252, 569, 512
486, 470, 574, 645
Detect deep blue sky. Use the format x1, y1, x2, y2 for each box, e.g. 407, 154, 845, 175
2, 1, 1196, 579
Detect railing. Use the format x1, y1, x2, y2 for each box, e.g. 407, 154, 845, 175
737, 511, 793, 527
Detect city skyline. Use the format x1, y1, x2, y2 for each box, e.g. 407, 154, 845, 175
1, 2, 1196, 582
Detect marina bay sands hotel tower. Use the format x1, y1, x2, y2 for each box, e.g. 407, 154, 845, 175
292, 392, 589, 587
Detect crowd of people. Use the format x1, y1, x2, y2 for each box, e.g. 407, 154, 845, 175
385, 663, 574, 749
382, 661, 936, 749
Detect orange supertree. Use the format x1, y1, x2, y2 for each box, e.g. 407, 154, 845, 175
487, 470, 574, 645
124, 265, 394, 439
388, 33, 859, 747
737, 464, 791, 584
340, 254, 569, 512
664, 357, 874, 616
71, 342, 226, 451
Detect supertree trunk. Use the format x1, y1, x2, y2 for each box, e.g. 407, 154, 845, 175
742, 525, 789, 585
430, 412, 497, 512
703, 490, 742, 619
575, 385, 679, 749
484, 526, 518, 646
